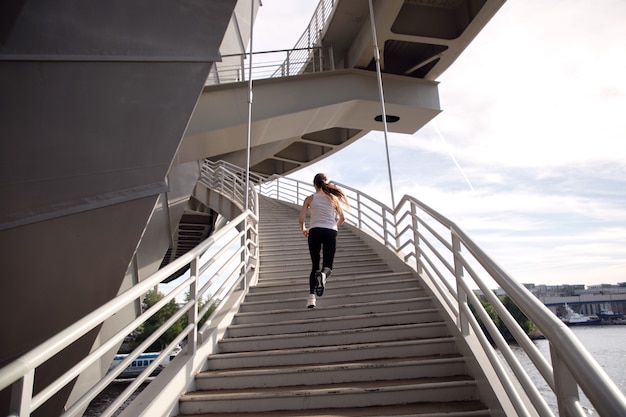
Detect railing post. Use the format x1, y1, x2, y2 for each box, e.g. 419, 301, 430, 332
188, 258, 199, 355
392, 208, 400, 252
10, 371, 34, 417
241, 218, 249, 291
240, 54, 245, 82
318, 43, 323, 72
551, 347, 581, 417
451, 231, 469, 335
296, 181, 300, 203
382, 207, 389, 248
356, 194, 362, 229
328, 45, 335, 71
411, 202, 422, 273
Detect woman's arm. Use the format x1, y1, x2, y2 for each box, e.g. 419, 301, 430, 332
335, 204, 345, 227
298, 195, 312, 236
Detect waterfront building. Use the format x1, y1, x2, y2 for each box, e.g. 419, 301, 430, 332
523, 283, 626, 317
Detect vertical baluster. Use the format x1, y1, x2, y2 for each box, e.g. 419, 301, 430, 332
188, 258, 198, 354
411, 202, 421, 273
452, 231, 469, 335
10, 369, 34, 417
551, 345, 582, 417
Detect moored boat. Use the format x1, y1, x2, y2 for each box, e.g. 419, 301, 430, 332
108, 346, 181, 379
598, 303, 624, 321
560, 303, 602, 326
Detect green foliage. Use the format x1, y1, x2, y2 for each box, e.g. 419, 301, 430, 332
129, 288, 217, 352
181, 291, 217, 329
471, 293, 535, 344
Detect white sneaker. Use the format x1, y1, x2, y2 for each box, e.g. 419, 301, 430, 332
306, 294, 316, 308
314, 271, 327, 296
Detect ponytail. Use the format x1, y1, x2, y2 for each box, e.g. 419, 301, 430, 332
313, 173, 349, 210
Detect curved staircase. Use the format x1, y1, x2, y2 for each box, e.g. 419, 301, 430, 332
176, 196, 489, 416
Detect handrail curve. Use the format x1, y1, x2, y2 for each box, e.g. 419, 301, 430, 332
252, 167, 626, 417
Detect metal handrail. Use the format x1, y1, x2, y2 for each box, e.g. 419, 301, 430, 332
256, 172, 626, 417
3, 159, 625, 417
205, 0, 337, 85
0, 166, 260, 417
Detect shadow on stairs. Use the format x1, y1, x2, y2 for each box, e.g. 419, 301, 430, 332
175, 197, 490, 417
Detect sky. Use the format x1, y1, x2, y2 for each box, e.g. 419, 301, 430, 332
252, 0, 626, 287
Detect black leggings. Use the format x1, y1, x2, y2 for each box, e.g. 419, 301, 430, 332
307, 227, 337, 294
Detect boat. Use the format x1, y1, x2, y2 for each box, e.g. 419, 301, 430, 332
108, 352, 163, 379
598, 303, 624, 321
108, 346, 181, 379
2, 1, 626, 417
560, 303, 602, 326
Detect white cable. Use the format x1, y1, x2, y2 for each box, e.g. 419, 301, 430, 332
368, 0, 395, 208
245, 0, 255, 211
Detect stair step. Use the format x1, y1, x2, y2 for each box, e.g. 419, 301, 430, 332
207, 337, 460, 370
237, 287, 428, 312
226, 309, 441, 337
251, 271, 416, 293
232, 297, 433, 324
179, 377, 479, 414
218, 322, 450, 353
196, 356, 466, 390
258, 263, 393, 279
177, 401, 490, 417
245, 278, 420, 302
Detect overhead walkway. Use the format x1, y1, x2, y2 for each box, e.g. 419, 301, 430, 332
176, 196, 489, 415
180, 0, 509, 176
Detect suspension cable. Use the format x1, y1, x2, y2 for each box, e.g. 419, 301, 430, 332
368, 0, 395, 208
245, 0, 255, 212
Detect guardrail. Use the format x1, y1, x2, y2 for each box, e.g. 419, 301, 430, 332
3, 158, 624, 417
254, 169, 626, 417
0, 167, 259, 417
205, 0, 336, 85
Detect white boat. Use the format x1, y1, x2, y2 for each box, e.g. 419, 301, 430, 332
598, 303, 624, 321
560, 303, 602, 326
108, 346, 181, 379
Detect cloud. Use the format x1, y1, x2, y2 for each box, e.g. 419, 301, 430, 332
435, 1, 626, 169
257, 0, 626, 286
254, 1, 320, 51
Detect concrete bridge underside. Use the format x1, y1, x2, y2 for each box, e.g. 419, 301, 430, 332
181, 69, 441, 174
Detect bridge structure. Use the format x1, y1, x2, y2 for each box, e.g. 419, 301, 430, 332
3, 1, 626, 417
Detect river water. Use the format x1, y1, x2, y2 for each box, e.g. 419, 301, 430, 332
507, 325, 626, 415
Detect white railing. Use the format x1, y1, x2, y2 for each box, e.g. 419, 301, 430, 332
206, 0, 336, 85
3, 159, 625, 417
206, 46, 333, 86
0, 167, 259, 417
256, 172, 626, 417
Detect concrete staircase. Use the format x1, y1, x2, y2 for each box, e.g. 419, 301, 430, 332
176, 197, 489, 416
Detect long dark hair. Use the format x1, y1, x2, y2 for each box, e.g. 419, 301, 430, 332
314, 173, 348, 209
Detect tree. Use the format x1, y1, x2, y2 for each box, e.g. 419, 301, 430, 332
130, 289, 217, 352
471, 292, 535, 345
181, 291, 216, 329
133, 289, 185, 351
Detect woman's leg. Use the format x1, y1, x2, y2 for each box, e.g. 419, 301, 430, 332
321, 229, 338, 274
308, 228, 322, 294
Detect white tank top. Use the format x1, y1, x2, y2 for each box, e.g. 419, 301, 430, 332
309, 193, 337, 231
